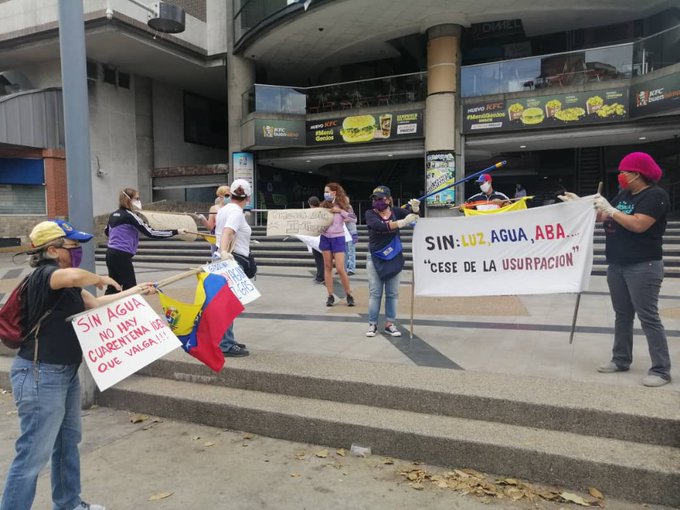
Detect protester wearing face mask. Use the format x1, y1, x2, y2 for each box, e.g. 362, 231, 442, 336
465, 174, 510, 210
364, 185, 419, 337
105, 187, 186, 294
2, 220, 156, 510
590, 152, 671, 387
319, 182, 356, 307
195, 185, 230, 257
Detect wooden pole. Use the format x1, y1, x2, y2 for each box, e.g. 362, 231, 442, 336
569, 181, 603, 344
410, 267, 415, 339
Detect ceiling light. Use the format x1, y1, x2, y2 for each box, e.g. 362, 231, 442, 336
638, 136, 647, 140
307, 171, 313, 174
519, 145, 527, 149
387, 154, 393, 157
305, 160, 311, 163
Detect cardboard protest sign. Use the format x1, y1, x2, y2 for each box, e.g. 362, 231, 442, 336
138, 210, 197, 242
71, 295, 182, 391
413, 198, 596, 297
266, 208, 333, 236
203, 260, 261, 305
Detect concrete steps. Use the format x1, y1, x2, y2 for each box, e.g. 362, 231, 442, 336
94, 222, 680, 277
82, 351, 680, 507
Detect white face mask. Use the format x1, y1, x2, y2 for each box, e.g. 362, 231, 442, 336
131, 199, 142, 210
480, 182, 491, 193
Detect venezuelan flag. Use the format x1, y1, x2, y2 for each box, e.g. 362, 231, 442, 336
159, 272, 244, 371
462, 196, 532, 216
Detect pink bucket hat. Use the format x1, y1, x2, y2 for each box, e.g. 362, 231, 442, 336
618, 152, 662, 183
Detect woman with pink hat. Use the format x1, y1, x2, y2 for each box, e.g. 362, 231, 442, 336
593, 152, 671, 387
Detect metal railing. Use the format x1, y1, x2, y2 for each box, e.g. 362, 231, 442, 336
242, 72, 427, 116
461, 24, 679, 97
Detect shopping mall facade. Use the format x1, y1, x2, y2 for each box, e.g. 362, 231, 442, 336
0, 0, 678, 237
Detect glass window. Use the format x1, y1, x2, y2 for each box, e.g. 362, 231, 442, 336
184, 92, 228, 149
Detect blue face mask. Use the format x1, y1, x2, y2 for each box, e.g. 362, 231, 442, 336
324, 193, 333, 202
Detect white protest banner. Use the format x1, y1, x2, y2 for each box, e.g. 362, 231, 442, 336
203, 260, 261, 305
266, 208, 333, 236
71, 295, 182, 391
413, 198, 596, 297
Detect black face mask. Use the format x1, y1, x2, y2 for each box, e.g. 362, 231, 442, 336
372, 198, 389, 211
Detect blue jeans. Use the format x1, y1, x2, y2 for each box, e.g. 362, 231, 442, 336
1, 357, 83, 510
366, 255, 400, 325
345, 240, 356, 273
219, 323, 237, 352
607, 260, 671, 380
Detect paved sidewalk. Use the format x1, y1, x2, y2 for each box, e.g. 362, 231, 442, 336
0, 391, 665, 510
0, 253, 678, 391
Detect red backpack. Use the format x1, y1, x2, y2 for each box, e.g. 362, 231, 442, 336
0, 276, 29, 349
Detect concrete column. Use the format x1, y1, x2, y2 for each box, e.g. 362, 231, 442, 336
135, 75, 154, 203
424, 24, 462, 217
226, 53, 255, 184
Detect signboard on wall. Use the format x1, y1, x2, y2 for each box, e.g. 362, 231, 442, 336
254, 119, 305, 146
306, 110, 423, 146
425, 151, 455, 207
462, 87, 629, 133
630, 73, 680, 118
232, 152, 255, 209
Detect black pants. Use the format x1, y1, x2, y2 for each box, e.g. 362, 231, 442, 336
312, 249, 324, 282
105, 248, 136, 294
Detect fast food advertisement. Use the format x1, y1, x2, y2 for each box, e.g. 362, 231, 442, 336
630, 73, 680, 118
462, 87, 629, 133
306, 110, 422, 145
254, 119, 305, 146
425, 151, 455, 207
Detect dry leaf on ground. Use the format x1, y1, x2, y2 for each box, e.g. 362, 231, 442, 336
589, 487, 604, 499
560, 492, 591, 506
148, 491, 173, 501
336, 448, 346, 457
203, 441, 215, 447
130, 414, 148, 424
315, 449, 329, 458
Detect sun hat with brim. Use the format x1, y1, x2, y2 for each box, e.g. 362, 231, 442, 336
618, 152, 662, 183
371, 185, 391, 198
29, 220, 93, 248
476, 173, 492, 184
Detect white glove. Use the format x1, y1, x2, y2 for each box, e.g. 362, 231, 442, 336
408, 199, 420, 213
396, 213, 419, 228
177, 228, 188, 235
594, 194, 617, 217
220, 251, 234, 261
557, 192, 580, 202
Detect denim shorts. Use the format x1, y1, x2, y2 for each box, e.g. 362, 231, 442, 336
319, 235, 346, 253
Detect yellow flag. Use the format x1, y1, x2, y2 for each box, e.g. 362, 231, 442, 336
158, 273, 209, 336
463, 196, 531, 216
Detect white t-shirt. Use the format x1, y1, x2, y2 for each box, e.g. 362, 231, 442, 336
215, 203, 252, 256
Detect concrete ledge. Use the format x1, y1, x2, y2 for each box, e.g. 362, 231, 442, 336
136, 350, 680, 447
99, 374, 680, 508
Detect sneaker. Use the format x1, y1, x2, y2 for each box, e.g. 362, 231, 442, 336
642, 375, 670, 387
346, 294, 355, 307
384, 324, 402, 337
314, 278, 324, 284
223, 345, 250, 357
236, 342, 247, 349
347, 270, 355, 276
597, 361, 628, 373
74, 503, 106, 510
365, 324, 377, 337
326, 295, 335, 307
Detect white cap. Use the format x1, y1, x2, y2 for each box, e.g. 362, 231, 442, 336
230, 179, 252, 198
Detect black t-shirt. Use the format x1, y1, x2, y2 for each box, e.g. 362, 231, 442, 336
18, 263, 85, 365
604, 186, 668, 265
365, 207, 409, 253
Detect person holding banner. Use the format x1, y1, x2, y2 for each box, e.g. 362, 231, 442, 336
364, 185, 419, 337
465, 174, 510, 211
196, 185, 230, 257
320, 182, 356, 307
1, 219, 157, 510
591, 152, 671, 387
105, 188, 186, 294
216, 179, 254, 357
